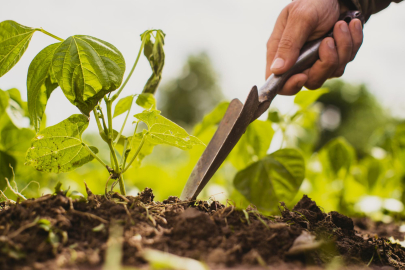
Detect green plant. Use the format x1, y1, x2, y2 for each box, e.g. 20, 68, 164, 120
0, 20, 203, 195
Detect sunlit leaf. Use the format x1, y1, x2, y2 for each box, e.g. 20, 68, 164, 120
323, 137, 355, 176
52, 35, 126, 115
126, 131, 155, 168
135, 110, 204, 150
1, 125, 35, 160
234, 148, 305, 211
113, 95, 134, 118
27, 43, 60, 131
230, 120, 274, 169
268, 110, 281, 123
364, 157, 382, 191
0, 89, 9, 116
25, 114, 98, 173
193, 101, 229, 136
294, 88, 329, 109
136, 93, 156, 109
0, 20, 36, 77
142, 30, 165, 94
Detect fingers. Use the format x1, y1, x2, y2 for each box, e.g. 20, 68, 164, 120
270, 9, 318, 75
278, 73, 309, 95
331, 21, 353, 77
349, 19, 363, 61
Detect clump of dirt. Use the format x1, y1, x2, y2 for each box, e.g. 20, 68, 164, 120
0, 189, 404, 270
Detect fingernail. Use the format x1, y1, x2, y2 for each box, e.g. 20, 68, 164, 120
340, 23, 349, 33
271, 58, 285, 70
327, 39, 335, 49
355, 20, 362, 31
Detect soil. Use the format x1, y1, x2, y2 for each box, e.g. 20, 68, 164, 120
1, 187, 405, 270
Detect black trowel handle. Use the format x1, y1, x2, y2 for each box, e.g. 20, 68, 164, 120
254, 11, 364, 120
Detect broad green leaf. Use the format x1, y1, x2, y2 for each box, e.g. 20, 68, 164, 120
113, 95, 134, 118
142, 30, 165, 94
135, 110, 204, 150
6, 88, 24, 108
25, 114, 98, 173
0, 97, 25, 129
268, 110, 281, 123
193, 101, 229, 136
0, 21, 36, 77
364, 157, 382, 191
52, 35, 126, 115
234, 148, 305, 211
0, 89, 9, 116
230, 120, 274, 169
1, 126, 35, 160
27, 43, 60, 131
136, 93, 156, 109
126, 131, 155, 168
324, 137, 355, 176
294, 88, 329, 109
0, 150, 16, 188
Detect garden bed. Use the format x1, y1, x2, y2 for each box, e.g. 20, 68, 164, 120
1, 187, 405, 270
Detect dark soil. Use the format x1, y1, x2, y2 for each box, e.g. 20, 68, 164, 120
1, 188, 405, 270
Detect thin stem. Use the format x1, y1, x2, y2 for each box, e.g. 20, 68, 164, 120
107, 140, 120, 172
37, 28, 64, 42
97, 106, 109, 135
120, 139, 129, 166
83, 143, 107, 168
114, 96, 136, 146
93, 108, 106, 136
111, 34, 149, 102
106, 99, 114, 139
122, 133, 147, 173
118, 174, 126, 195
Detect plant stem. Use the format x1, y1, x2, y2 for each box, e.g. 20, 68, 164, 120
37, 28, 64, 42
97, 106, 109, 135
122, 133, 147, 173
83, 143, 107, 168
111, 35, 149, 102
93, 108, 106, 137
118, 174, 126, 195
114, 95, 136, 146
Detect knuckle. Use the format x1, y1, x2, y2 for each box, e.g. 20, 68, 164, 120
305, 81, 323, 90
334, 67, 346, 77
278, 37, 295, 52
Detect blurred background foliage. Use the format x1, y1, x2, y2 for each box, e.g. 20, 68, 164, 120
1, 52, 405, 222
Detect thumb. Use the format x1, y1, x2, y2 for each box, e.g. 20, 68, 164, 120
270, 15, 317, 75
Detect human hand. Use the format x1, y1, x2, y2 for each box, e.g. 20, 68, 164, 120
266, 0, 363, 95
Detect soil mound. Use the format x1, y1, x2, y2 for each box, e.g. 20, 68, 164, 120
0, 189, 404, 269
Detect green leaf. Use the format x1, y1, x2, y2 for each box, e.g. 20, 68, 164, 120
234, 148, 305, 211
268, 110, 281, 123
230, 120, 274, 170
113, 95, 134, 118
52, 35, 126, 115
25, 114, 98, 173
0, 89, 9, 116
136, 93, 156, 109
364, 157, 382, 191
0, 21, 36, 77
142, 30, 165, 95
27, 43, 60, 132
135, 110, 204, 150
1, 126, 35, 160
324, 137, 355, 176
126, 131, 155, 168
193, 101, 229, 136
294, 88, 329, 109
0, 150, 16, 188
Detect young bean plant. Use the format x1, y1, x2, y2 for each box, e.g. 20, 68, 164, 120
0, 20, 204, 195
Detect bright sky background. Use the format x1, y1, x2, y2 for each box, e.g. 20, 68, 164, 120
1, 0, 404, 133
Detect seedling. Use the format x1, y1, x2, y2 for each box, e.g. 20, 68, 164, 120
0, 20, 203, 195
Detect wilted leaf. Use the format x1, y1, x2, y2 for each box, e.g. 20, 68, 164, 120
27, 43, 60, 131
113, 95, 134, 118
323, 137, 355, 176
0, 20, 36, 77
193, 101, 229, 136
294, 88, 329, 109
136, 93, 156, 109
234, 148, 305, 211
52, 35, 126, 115
142, 30, 165, 95
135, 110, 204, 150
25, 114, 98, 173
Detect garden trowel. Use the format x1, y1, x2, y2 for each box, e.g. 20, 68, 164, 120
180, 11, 364, 201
